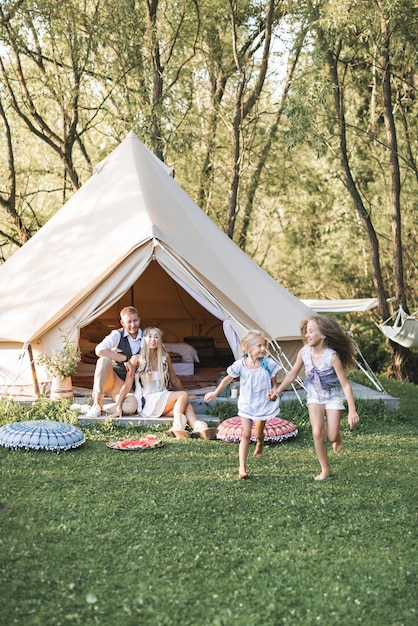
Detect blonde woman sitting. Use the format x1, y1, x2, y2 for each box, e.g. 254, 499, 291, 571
110, 327, 208, 438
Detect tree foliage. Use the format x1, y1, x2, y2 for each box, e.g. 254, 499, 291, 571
0, 0, 416, 378
279, 0, 417, 378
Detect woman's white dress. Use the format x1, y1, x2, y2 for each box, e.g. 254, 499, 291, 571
135, 368, 171, 418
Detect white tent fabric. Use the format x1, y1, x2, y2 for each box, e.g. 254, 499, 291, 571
0, 131, 314, 392
301, 298, 379, 313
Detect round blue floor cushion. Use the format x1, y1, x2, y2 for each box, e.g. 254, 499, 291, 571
217, 416, 298, 443
0, 420, 85, 452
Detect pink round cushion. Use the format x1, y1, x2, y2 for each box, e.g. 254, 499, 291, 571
216, 416, 298, 443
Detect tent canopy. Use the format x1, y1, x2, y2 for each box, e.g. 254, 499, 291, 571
0, 131, 313, 390
301, 298, 379, 313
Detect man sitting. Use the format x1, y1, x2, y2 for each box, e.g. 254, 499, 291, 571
85, 306, 142, 418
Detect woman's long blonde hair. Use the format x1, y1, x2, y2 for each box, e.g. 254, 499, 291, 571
139, 327, 168, 385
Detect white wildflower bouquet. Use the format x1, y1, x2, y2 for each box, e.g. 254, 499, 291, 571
37, 331, 82, 378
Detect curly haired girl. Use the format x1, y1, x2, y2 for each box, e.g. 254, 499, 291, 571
271, 316, 360, 480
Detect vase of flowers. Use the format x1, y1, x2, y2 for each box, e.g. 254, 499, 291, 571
37, 331, 82, 400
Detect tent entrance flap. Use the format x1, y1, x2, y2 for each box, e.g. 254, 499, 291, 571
79, 252, 304, 366
79, 260, 232, 352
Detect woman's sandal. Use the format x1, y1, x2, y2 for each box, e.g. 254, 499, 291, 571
196, 427, 218, 440
169, 429, 191, 439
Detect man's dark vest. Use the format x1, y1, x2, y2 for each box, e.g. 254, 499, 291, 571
113, 329, 136, 381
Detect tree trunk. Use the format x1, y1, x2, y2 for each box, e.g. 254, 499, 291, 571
146, 0, 164, 161
379, 12, 416, 381
326, 48, 390, 322
386, 343, 418, 383
380, 15, 406, 310
197, 70, 227, 215
239, 29, 306, 251
225, 0, 276, 240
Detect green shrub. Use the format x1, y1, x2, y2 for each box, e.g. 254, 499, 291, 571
0, 397, 78, 426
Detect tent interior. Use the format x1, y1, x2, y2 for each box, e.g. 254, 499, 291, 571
80, 260, 230, 348
76, 260, 234, 384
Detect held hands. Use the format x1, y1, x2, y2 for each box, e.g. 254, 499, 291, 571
267, 389, 279, 402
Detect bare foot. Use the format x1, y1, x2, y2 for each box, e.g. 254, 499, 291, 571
314, 470, 331, 481
333, 433, 343, 454
254, 441, 264, 459
104, 402, 122, 419
239, 466, 248, 479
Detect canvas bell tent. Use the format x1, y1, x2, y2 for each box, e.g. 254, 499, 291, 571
0, 131, 313, 396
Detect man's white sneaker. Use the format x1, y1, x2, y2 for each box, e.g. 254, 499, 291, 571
85, 403, 102, 418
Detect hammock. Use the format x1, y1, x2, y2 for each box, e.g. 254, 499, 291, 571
379, 305, 418, 349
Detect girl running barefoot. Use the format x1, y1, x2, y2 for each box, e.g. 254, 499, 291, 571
271, 315, 360, 481
204, 330, 281, 479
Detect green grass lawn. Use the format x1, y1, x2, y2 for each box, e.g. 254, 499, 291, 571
0, 376, 416, 626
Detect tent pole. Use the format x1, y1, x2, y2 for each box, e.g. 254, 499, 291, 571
27, 343, 41, 398
346, 332, 388, 394
355, 361, 386, 393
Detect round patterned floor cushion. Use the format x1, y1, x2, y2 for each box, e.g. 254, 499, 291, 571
217, 416, 298, 443
0, 419, 85, 452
